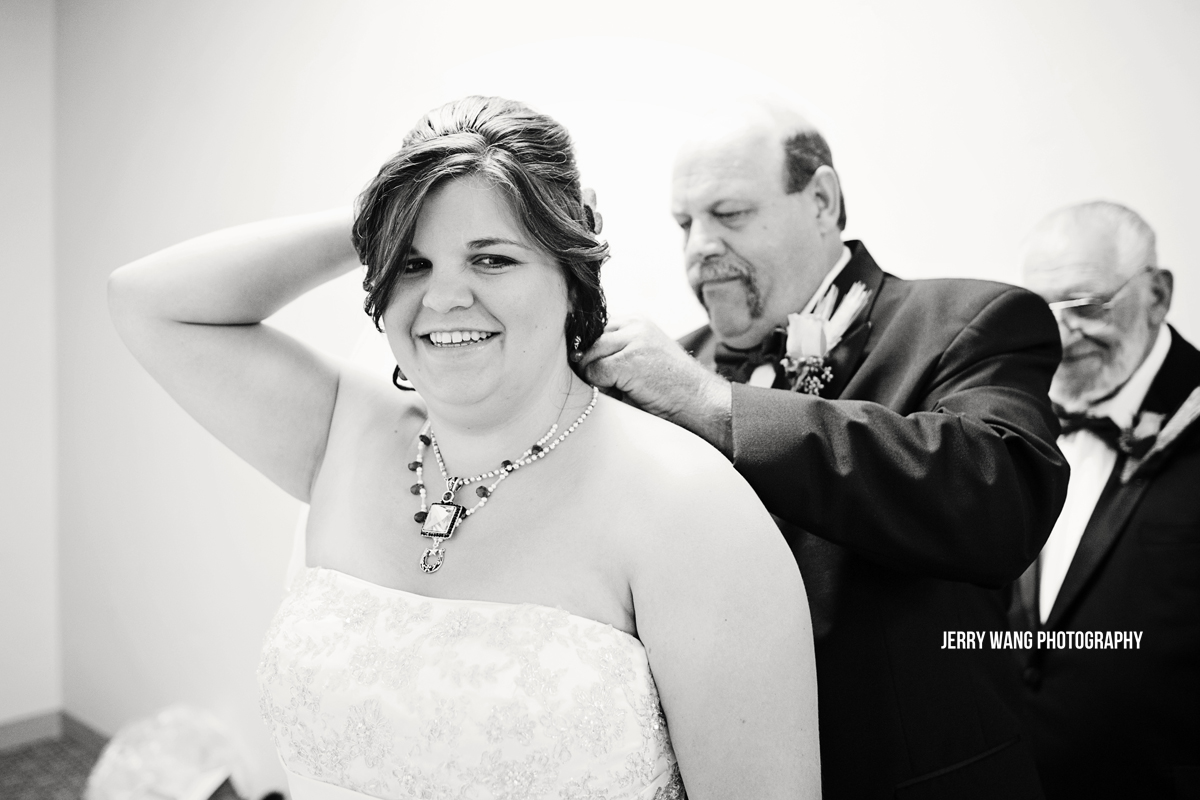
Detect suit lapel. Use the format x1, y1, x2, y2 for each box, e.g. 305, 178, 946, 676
1121, 329, 1200, 482
1044, 461, 1150, 629
1140, 326, 1200, 417
821, 241, 885, 399
1015, 559, 1039, 632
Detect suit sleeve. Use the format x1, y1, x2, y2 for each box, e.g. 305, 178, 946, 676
730, 286, 1070, 588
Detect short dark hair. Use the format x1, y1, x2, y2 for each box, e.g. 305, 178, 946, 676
783, 130, 846, 231
353, 96, 609, 371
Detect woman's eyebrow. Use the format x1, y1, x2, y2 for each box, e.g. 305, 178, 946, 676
468, 236, 530, 250
407, 237, 533, 256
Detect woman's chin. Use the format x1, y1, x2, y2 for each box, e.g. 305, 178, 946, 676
409, 337, 498, 389
413, 371, 501, 411
408, 335, 579, 419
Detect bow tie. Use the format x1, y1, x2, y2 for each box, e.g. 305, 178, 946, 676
713, 329, 786, 384
1054, 404, 1156, 459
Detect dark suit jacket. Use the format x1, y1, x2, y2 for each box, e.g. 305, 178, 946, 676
680, 241, 1069, 798
1009, 328, 1200, 799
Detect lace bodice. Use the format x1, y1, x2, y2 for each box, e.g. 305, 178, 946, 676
258, 567, 684, 799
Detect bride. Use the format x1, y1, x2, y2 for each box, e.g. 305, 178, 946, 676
108, 96, 819, 799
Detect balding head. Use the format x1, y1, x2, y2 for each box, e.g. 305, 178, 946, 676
671, 97, 847, 349
677, 97, 845, 228
1022, 201, 1173, 409
677, 95, 814, 147
1023, 201, 1157, 283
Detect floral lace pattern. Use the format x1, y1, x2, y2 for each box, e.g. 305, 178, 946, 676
258, 567, 685, 799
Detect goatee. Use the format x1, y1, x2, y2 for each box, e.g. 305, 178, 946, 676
692, 252, 764, 318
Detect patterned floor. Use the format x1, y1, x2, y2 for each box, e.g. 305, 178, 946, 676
0, 734, 105, 800
0, 735, 268, 799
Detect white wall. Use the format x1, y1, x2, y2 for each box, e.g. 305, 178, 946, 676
0, 0, 60, 729
55, 0, 1200, 794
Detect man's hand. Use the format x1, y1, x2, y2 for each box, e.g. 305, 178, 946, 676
581, 317, 733, 456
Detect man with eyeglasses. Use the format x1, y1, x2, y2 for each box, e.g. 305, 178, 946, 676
1011, 200, 1200, 798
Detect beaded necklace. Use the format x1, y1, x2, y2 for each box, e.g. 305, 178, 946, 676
409, 385, 599, 574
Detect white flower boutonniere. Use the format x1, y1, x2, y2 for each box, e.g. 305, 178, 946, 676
1131, 411, 1165, 441
782, 281, 872, 395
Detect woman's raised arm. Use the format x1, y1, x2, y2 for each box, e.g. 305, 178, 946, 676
107, 209, 361, 501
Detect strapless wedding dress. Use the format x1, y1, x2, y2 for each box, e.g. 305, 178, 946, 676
258, 567, 685, 799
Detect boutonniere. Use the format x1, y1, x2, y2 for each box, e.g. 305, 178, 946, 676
1119, 411, 1165, 459
782, 281, 871, 395
1120, 392, 1200, 483
1130, 411, 1165, 440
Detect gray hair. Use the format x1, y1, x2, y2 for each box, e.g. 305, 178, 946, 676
1025, 200, 1157, 276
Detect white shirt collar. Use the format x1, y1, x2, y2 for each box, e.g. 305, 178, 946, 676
1088, 324, 1173, 429
802, 245, 853, 314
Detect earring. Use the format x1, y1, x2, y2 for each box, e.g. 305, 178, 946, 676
392, 365, 415, 391
582, 188, 603, 235
565, 312, 583, 362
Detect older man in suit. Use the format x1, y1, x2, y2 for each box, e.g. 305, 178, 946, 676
582, 98, 1068, 798
1012, 201, 1200, 798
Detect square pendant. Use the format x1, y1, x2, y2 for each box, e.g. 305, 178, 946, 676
421, 502, 465, 540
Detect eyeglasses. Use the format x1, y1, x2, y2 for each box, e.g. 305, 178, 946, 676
1046, 267, 1155, 329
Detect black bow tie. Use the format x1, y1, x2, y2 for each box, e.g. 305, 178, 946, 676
1054, 404, 1156, 459
713, 329, 786, 384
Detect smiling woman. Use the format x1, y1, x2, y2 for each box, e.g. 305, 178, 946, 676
107, 95, 820, 800
383, 176, 577, 412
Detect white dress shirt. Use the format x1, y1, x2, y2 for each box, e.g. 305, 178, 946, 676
748, 245, 852, 387
1038, 324, 1173, 622
802, 244, 854, 315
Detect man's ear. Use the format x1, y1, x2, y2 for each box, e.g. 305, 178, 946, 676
1147, 268, 1174, 327
808, 165, 842, 233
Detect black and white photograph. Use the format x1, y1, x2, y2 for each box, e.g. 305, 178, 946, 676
2, 1, 1198, 798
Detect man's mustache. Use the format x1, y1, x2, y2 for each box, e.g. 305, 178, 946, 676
1060, 333, 1109, 361
690, 252, 764, 317
693, 253, 756, 285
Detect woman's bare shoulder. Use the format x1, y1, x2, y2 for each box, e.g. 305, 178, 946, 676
324, 362, 427, 452
597, 395, 724, 464
590, 406, 817, 800
590, 396, 772, 531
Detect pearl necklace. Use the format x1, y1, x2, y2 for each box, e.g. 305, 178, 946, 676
408, 385, 600, 574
